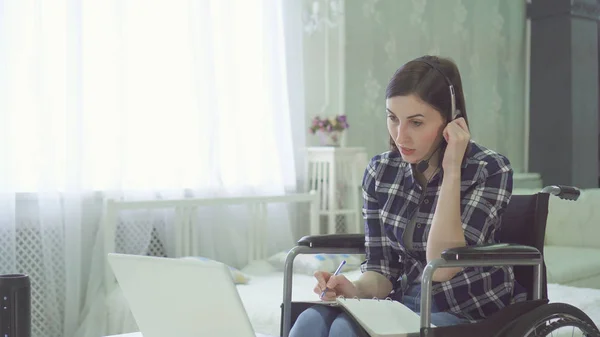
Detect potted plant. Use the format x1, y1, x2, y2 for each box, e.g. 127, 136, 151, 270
309, 115, 349, 147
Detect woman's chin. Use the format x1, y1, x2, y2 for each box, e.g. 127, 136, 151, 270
400, 155, 420, 164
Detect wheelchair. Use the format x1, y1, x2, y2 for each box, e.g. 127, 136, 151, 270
280, 185, 600, 337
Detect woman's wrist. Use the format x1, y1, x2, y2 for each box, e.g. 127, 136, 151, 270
352, 280, 366, 298
443, 166, 461, 180
353, 271, 394, 299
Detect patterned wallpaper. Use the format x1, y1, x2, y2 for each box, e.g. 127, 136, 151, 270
342, 0, 528, 172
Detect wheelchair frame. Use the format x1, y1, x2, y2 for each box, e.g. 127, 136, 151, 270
280, 185, 596, 337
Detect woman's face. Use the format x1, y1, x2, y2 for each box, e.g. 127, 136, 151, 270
386, 94, 445, 164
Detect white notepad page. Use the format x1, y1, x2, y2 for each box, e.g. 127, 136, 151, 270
336, 298, 434, 337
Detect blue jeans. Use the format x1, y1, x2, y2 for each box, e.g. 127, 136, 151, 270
401, 283, 471, 327
288, 305, 363, 337
289, 284, 470, 337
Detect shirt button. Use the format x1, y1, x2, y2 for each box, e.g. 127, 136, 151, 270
417, 223, 422, 228
423, 199, 429, 204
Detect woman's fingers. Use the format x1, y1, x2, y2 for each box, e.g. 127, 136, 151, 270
445, 120, 470, 144
452, 117, 470, 134
326, 275, 340, 289
313, 271, 330, 290
321, 290, 337, 301
313, 284, 337, 300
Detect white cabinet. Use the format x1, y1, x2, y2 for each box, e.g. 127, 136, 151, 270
304, 147, 368, 234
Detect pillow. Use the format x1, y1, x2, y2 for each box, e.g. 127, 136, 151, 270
240, 259, 277, 276
181, 256, 250, 284
267, 251, 364, 276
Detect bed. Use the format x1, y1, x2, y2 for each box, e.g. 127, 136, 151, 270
85, 192, 600, 337
106, 265, 600, 337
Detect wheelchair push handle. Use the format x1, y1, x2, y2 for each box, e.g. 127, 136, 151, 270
541, 185, 581, 201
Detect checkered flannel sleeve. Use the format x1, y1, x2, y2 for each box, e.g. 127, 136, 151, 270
461, 155, 513, 246
359, 157, 403, 286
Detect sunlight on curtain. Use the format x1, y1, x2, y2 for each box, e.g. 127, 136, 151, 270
0, 1, 298, 337
4, 0, 296, 192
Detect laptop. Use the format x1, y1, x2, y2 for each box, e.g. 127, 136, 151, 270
107, 253, 262, 337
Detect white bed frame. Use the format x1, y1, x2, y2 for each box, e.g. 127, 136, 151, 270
102, 190, 320, 297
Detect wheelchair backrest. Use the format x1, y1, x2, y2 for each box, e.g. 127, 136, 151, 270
498, 192, 550, 300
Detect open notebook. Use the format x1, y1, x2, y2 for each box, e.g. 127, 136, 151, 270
321, 297, 435, 337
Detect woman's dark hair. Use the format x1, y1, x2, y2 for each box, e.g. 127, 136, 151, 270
385, 55, 469, 153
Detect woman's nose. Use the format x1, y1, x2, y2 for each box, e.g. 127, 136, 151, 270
395, 123, 409, 143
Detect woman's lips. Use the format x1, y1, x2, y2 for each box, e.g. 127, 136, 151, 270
400, 147, 415, 156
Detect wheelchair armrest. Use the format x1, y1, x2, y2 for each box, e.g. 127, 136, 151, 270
541, 184, 581, 201
420, 243, 544, 329
441, 243, 541, 262
297, 234, 365, 250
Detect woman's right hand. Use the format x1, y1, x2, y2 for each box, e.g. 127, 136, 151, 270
313, 270, 359, 301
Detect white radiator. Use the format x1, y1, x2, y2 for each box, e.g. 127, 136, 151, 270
102, 191, 321, 297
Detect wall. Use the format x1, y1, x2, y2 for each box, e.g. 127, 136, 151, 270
302, 0, 530, 174
528, 0, 599, 188
302, 0, 346, 147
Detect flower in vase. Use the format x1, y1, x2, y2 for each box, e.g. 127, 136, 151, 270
308, 115, 350, 134
309, 115, 349, 146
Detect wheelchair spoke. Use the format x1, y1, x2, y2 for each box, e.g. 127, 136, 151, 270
515, 312, 598, 337
500, 303, 599, 337
532, 318, 598, 337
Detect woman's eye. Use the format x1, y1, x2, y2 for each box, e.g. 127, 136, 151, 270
387, 114, 397, 121
411, 121, 422, 127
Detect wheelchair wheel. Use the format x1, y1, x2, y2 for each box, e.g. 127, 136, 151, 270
501, 302, 600, 337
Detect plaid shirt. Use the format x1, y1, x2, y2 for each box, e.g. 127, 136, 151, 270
359, 141, 527, 322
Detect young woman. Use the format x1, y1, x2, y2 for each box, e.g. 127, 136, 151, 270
289, 55, 527, 337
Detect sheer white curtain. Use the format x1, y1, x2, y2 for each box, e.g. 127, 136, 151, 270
0, 1, 299, 337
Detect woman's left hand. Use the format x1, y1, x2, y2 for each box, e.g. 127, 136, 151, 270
442, 117, 471, 173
